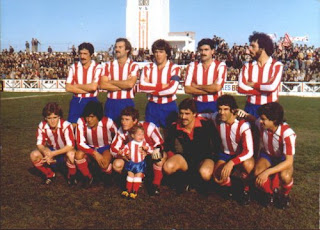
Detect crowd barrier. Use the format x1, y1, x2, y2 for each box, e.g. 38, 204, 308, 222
1, 79, 320, 97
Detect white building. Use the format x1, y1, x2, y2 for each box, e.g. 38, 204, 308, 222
126, 0, 195, 52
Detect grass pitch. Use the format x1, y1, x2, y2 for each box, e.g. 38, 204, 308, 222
1, 92, 319, 229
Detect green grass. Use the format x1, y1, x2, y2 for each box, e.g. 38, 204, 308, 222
1, 92, 319, 229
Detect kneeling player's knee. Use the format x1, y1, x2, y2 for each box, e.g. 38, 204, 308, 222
113, 160, 124, 173
75, 150, 85, 160
66, 151, 75, 162
163, 161, 176, 175
280, 171, 293, 184
243, 159, 255, 173
199, 167, 213, 181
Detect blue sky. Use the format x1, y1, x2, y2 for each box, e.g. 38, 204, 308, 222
1, 0, 319, 52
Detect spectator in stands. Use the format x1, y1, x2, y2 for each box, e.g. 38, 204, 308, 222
9, 46, 14, 54
48, 46, 53, 54
0, 38, 319, 84
25, 41, 30, 52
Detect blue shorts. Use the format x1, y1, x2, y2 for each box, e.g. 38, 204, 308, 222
48, 147, 65, 169
244, 102, 261, 119
145, 101, 178, 128
125, 160, 146, 174
259, 152, 285, 166
216, 152, 236, 162
91, 145, 110, 154
195, 101, 217, 113
68, 96, 98, 123
104, 98, 134, 125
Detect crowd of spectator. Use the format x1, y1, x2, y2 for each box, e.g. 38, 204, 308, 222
1, 35, 319, 82
0, 51, 73, 80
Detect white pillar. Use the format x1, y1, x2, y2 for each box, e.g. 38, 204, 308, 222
126, 0, 170, 50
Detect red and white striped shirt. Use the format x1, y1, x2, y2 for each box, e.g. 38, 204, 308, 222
256, 119, 296, 157
185, 60, 227, 102
110, 121, 163, 157
101, 58, 139, 99
76, 117, 117, 155
36, 119, 74, 150
200, 112, 254, 165
122, 140, 152, 163
139, 60, 181, 104
66, 61, 102, 98
238, 57, 283, 105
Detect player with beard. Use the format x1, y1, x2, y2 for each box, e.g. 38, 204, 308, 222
238, 32, 283, 118
184, 38, 227, 113
100, 38, 139, 126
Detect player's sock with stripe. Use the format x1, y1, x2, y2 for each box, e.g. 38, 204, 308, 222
152, 164, 163, 187
126, 176, 134, 192
133, 177, 142, 192
33, 160, 54, 178
66, 162, 76, 178
282, 179, 293, 195
75, 158, 92, 178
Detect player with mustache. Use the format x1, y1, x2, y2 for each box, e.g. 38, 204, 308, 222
65, 42, 102, 128
184, 38, 227, 113
163, 98, 221, 194
100, 38, 139, 126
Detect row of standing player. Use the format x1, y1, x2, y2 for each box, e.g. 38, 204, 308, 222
30, 32, 295, 208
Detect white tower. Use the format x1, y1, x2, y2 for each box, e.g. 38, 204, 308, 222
126, 0, 170, 50
126, 0, 195, 52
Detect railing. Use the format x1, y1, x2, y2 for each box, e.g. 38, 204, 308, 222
2, 79, 66, 92
1, 79, 320, 97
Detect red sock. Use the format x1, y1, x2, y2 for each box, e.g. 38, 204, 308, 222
241, 172, 250, 191
75, 158, 92, 178
126, 176, 134, 192
66, 162, 76, 178
133, 177, 142, 192
282, 179, 293, 195
271, 173, 280, 191
152, 164, 163, 187
221, 177, 232, 187
262, 178, 273, 194
33, 160, 54, 178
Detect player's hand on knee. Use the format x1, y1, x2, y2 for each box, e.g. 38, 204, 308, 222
256, 172, 269, 187
151, 147, 162, 161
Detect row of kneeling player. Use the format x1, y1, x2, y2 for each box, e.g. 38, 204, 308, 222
31, 95, 295, 209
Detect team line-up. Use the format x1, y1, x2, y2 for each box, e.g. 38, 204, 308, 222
30, 32, 295, 209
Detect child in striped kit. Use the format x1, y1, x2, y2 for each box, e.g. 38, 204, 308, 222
119, 124, 153, 199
